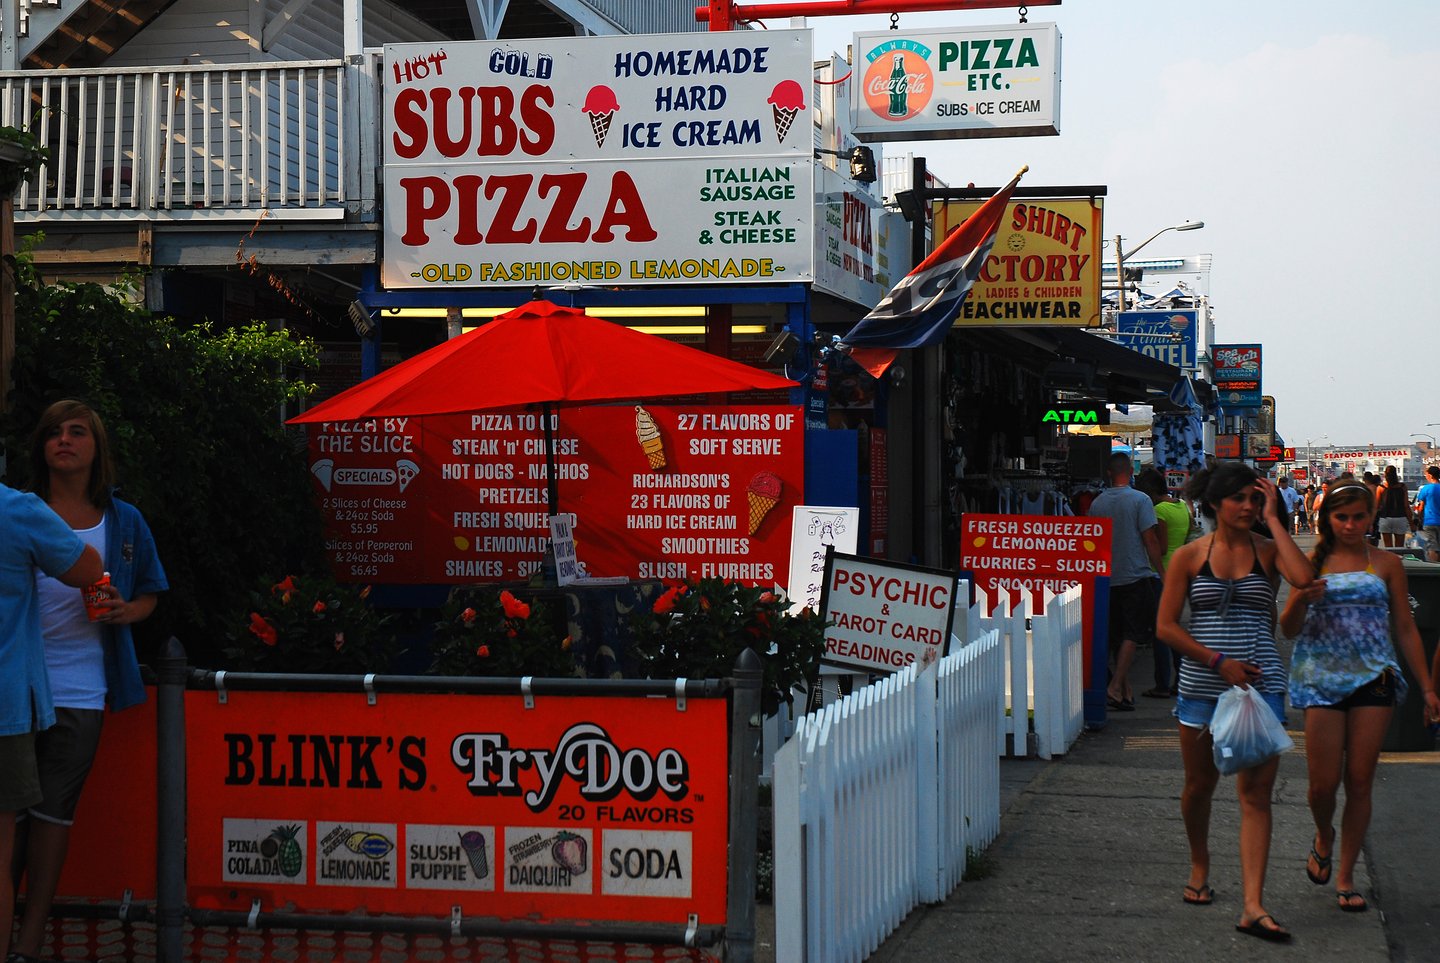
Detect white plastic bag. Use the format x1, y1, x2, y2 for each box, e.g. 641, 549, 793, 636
1210, 686, 1294, 775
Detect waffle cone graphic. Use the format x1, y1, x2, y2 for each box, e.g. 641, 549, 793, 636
634, 405, 666, 471
747, 491, 779, 535
772, 105, 798, 142
745, 471, 782, 535
589, 112, 614, 147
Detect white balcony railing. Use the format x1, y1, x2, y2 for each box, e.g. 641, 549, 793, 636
0, 59, 357, 219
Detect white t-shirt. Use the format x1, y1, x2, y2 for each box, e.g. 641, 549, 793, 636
35, 517, 107, 709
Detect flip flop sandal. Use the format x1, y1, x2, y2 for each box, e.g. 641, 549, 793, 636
1182, 883, 1214, 905
1307, 831, 1334, 885
1236, 915, 1292, 942
1337, 890, 1369, 912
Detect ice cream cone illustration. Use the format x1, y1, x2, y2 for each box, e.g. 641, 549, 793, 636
635, 405, 666, 471
766, 80, 806, 143
745, 470, 782, 535
582, 85, 620, 147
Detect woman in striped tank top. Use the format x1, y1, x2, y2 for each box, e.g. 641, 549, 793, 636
1279, 482, 1439, 914
1156, 463, 1315, 942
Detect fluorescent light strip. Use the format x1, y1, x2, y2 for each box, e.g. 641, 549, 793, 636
383, 306, 709, 319
460, 324, 769, 336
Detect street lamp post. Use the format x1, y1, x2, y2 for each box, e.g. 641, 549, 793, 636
1306, 435, 1329, 476
1115, 221, 1205, 310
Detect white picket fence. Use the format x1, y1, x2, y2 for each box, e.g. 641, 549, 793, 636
766, 584, 1086, 962
963, 584, 1087, 761
761, 582, 1086, 776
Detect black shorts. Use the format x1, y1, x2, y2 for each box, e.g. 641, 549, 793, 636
29, 707, 105, 825
1108, 579, 1158, 650
1319, 671, 1398, 711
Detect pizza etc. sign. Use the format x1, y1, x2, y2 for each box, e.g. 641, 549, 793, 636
382, 31, 814, 288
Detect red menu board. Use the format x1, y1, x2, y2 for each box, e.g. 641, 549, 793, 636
309, 406, 804, 585
958, 513, 1113, 689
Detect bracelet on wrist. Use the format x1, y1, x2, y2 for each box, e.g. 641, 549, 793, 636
1209, 652, 1226, 670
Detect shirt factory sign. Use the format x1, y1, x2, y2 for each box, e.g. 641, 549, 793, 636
931, 195, 1104, 327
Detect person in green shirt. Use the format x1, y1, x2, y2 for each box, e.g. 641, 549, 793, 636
1138, 468, 1191, 697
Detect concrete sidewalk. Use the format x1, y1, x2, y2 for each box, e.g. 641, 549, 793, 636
867, 664, 1393, 961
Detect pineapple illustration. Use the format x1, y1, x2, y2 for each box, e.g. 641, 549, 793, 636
269, 824, 304, 878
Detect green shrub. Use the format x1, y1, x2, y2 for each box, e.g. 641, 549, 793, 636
222, 574, 399, 673
428, 586, 579, 678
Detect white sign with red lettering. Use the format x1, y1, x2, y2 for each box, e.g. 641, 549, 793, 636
382, 31, 814, 288
819, 552, 956, 674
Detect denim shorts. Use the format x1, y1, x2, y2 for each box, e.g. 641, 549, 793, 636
1175, 691, 1286, 730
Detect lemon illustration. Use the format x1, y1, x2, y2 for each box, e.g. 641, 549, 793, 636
453, 535, 470, 550
973, 536, 987, 547
1082, 540, 1096, 552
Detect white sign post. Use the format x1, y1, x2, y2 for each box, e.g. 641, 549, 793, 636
820, 552, 956, 674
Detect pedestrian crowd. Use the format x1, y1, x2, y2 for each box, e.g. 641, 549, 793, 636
1085, 453, 1440, 943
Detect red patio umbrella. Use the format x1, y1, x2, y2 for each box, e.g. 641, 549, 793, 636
288, 300, 798, 514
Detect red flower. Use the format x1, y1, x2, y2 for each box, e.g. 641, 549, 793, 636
476, 644, 491, 658
460, 607, 478, 624
506, 627, 517, 638
271, 576, 297, 603
247, 612, 278, 646
499, 591, 530, 619
561, 635, 573, 652
312, 600, 327, 614
653, 586, 684, 614
358, 585, 372, 600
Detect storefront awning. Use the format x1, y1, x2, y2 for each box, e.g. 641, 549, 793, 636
958, 327, 1183, 403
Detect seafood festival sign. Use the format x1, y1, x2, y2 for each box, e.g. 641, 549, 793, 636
185, 690, 731, 921
382, 30, 815, 288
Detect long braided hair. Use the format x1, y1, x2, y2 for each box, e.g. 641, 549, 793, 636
1310, 481, 1374, 574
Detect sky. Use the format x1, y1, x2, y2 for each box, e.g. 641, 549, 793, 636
763, 1, 1440, 451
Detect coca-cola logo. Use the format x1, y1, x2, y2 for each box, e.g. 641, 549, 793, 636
450, 723, 690, 812
864, 72, 931, 98
861, 44, 935, 122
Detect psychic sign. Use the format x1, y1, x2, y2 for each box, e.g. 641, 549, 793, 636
819, 552, 956, 673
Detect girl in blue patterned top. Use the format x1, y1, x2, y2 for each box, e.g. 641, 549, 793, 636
1157, 463, 1314, 942
1279, 481, 1439, 914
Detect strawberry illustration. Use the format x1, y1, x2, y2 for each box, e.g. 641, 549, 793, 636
550, 831, 587, 875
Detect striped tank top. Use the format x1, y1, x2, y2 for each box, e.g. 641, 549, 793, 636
1177, 535, 1285, 699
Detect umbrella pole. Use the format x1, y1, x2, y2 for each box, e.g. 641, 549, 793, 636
542, 401, 560, 516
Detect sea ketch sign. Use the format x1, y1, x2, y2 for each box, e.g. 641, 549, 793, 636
382, 31, 814, 288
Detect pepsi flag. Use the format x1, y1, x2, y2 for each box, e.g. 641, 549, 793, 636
840, 166, 1027, 378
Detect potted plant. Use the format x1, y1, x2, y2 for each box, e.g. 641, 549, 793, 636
428, 586, 579, 678
223, 574, 399, 673
628, 578, 827, 715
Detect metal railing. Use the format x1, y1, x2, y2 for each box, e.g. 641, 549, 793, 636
0, 59, 351, 218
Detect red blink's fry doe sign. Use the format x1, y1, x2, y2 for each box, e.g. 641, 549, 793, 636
820, 552, 957, 673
